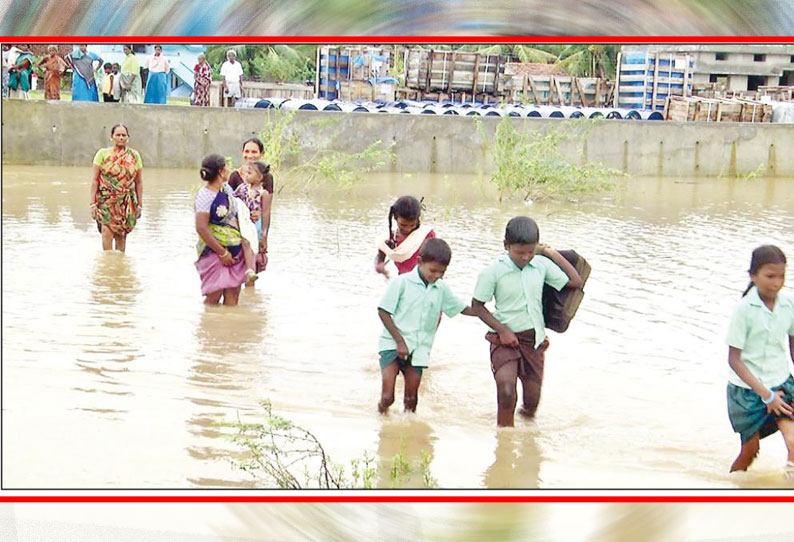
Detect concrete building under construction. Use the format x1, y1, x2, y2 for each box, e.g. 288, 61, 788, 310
621, 44, 794, 91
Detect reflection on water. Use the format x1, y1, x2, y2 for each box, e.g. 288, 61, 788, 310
376, 419, 435, 488
483, 429, 541, 489
2, 165, 794, 488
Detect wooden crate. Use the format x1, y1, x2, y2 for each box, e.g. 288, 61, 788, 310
665, 96, 694, 121
665, 96, 772, 123
405, 49, 508, 95
736, 100, 773, 123
757, 85, 794, 102
506, 75, 610, 106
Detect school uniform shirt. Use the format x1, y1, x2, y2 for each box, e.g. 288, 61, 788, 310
726, 286, 794, 389
378, 266, 468, 367
473, 253, 569, 348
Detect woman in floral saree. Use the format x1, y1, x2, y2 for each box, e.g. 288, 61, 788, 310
194, 154, 247, 305
193, 53, 211, 107
90, 124, 143, 252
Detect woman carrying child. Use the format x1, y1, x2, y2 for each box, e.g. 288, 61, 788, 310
377, 238, 476, 414
725, 245, 794, 475
471, 216, 583, 427
228, 137, 265, 190
194, 154, 259, 305
375, 196, 434, 278
234, 160, 274, 273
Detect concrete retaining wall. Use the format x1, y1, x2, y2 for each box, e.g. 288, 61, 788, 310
3, 100, 793, 177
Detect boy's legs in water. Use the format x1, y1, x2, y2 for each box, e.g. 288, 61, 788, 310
378, 361, 400, 414
730, 432, 760, 472
494, 361, 519, 427
518, 376, 542, 418
403, 365, 422, 412
518, 339, 547, 418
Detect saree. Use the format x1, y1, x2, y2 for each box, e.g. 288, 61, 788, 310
195, 184, 246, 294
195, 184, 244, 258
42, 54, 67, 100
69, 50, 100, 102
120, 52, 142, 104
8, 51, 34, 96
93, 146, 142, 235
193, 61, 211, 106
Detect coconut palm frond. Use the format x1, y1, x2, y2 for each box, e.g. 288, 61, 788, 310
474, 44, 507, 56
513, 45, 557, 63
555, 49, 591, 76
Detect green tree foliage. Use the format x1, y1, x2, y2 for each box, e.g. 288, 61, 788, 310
204, 44, 316, 83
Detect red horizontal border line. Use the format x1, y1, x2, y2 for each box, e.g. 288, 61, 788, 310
2, 36, 793, 44
2, 496, 794, 503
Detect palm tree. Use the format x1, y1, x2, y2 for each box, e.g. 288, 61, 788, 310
204, 44, 316, 83
554, 44, 620, 79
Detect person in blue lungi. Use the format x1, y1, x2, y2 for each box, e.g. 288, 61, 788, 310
66, 45, 102, 102
143, 45, 170, 104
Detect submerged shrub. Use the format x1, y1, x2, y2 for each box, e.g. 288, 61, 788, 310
479, 117, 621, 202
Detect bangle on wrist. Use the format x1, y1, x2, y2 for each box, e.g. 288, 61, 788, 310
762, 390, 776, 405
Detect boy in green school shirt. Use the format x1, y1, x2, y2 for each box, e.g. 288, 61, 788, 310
377, 238, 477, 414
472, 216, 583, 427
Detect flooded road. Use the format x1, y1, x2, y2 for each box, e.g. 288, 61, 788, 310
2, 165, 793, 488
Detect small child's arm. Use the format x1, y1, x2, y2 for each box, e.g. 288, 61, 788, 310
539, 246, 582, 289
461, 306, 477, 317
729, 346, 794, 417
471, 298, 519, 347
374, 249, 389, 277
378, 308, 408, 359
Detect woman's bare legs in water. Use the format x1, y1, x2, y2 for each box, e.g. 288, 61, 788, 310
222, 286, 240, 306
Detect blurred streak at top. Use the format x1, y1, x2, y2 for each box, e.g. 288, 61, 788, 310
1, 0, 793, 36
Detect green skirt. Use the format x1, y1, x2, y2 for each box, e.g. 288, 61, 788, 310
727, 375, 794, 443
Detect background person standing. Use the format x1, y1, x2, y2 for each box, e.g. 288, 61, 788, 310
143, 44, 170, 104
7, 44, 34, 100
220, 49, 243, 107
36, 45, 68, 100
119, 45, 142, 103
193, 53, 211, 107
66, 44, 102, 102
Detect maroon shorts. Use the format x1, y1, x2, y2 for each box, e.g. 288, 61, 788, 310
486, 329, 548, 383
